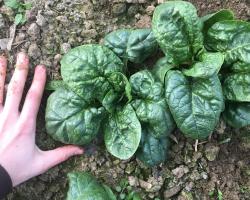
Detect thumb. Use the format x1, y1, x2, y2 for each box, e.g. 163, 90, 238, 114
37, 145, 84, 173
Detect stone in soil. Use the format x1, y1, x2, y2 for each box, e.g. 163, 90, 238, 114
36, 11, 47, 27
204, 144, 220, 161
164, 185, 182, 199
172, 165, 189, 179
28, 43, 41, 59
112, 3, 127, 16
0, 38, 9, 50
27, 23, 41, 38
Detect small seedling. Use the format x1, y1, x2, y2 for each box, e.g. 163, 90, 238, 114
4, 0, 32, 25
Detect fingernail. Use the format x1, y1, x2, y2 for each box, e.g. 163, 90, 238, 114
76, 147, 84, 154
36, 65, 46, 73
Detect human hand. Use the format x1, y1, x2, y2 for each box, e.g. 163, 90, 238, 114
0, 53, 83, 187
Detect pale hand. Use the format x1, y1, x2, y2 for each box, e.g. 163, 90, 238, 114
0, 53, 83, 187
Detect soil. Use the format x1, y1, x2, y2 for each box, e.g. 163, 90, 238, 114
1, 0, 250, 199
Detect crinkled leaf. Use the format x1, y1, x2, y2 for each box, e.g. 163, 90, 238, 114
132, 99, 174, 138
104, 29, 158, 63
182, 52, 224, 78
151, 56, 175, 83
61, 44, 124, 102
223, 102, 250, 128
102, 90, 121, 113
130, 70, 163, 101
165, 70, 224, 139
223, 73, 250, 102
45, 88, 105, 145
201, 9, 234, 36
130, 70, 175, 138
230, 62, 250, 73
102, 72, 132, 112
152, 1, 203, 64
136, 129, 169, 167
67, 172, 116, 200
206, 20, 250, 67
104, 104, 141, 160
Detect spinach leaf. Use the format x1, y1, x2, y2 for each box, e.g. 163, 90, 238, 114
201, 9, 234, 36
152, 1, 203, 64
131, 99, 174, 138
60, 44, 125, 102
182, 52, 224, 78
45, 88, 105, 145
151, 56, 175, 83
102, 72, 132, 112
165, 70, 224, 139
136, 129, 169, 167
130, 70, 175, 138
67, 172, 116, 200
104, 104, 141, 160
104, 29, 158, 64
206, 20, 250, 66
223, 102, 250, 128
223, 73, 250, 102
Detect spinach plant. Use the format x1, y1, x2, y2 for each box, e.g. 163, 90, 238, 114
152, 1, 225, 139
205, 20, 250, 128
45, 0, 250, 171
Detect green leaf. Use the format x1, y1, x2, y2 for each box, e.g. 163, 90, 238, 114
102, 90, 121, 113
60, 44, 125, 102
67, 172, 116, 200
223, 73, 250, 102
14, 13, 23, 25
102, 72, 132, 112
130, 70, 175, 138
223, 102, 250, 128
182, 52, 224, 78
130, 70, 163, 101
4, 0, 20, 9
22, 2, 32, 9
131, 99, 174, 138
136, 129, 169, 167
151, 56, 175, 83
104, 104, 141, 160
201, 9, 234, 36
104, 29, 158, 64
45, 88, 105, 145
45, 80, 67, 91
152, 1, 203, 64
165, 70, 224, 139
206, 20, 250, 67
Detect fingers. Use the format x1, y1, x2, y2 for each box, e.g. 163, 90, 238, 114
20, 65, 46, 121
0, 56, 7, 111
37, 146, 84, 173
4, 52, 29, 114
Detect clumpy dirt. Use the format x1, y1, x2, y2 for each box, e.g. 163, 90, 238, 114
1, 0, 250, 199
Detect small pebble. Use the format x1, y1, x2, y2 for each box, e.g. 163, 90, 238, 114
28, 43, 41, 59
36, 11, 47, 27
112, 3, 127, 16
27, 23, 40, 38
60, 43, 71, 54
